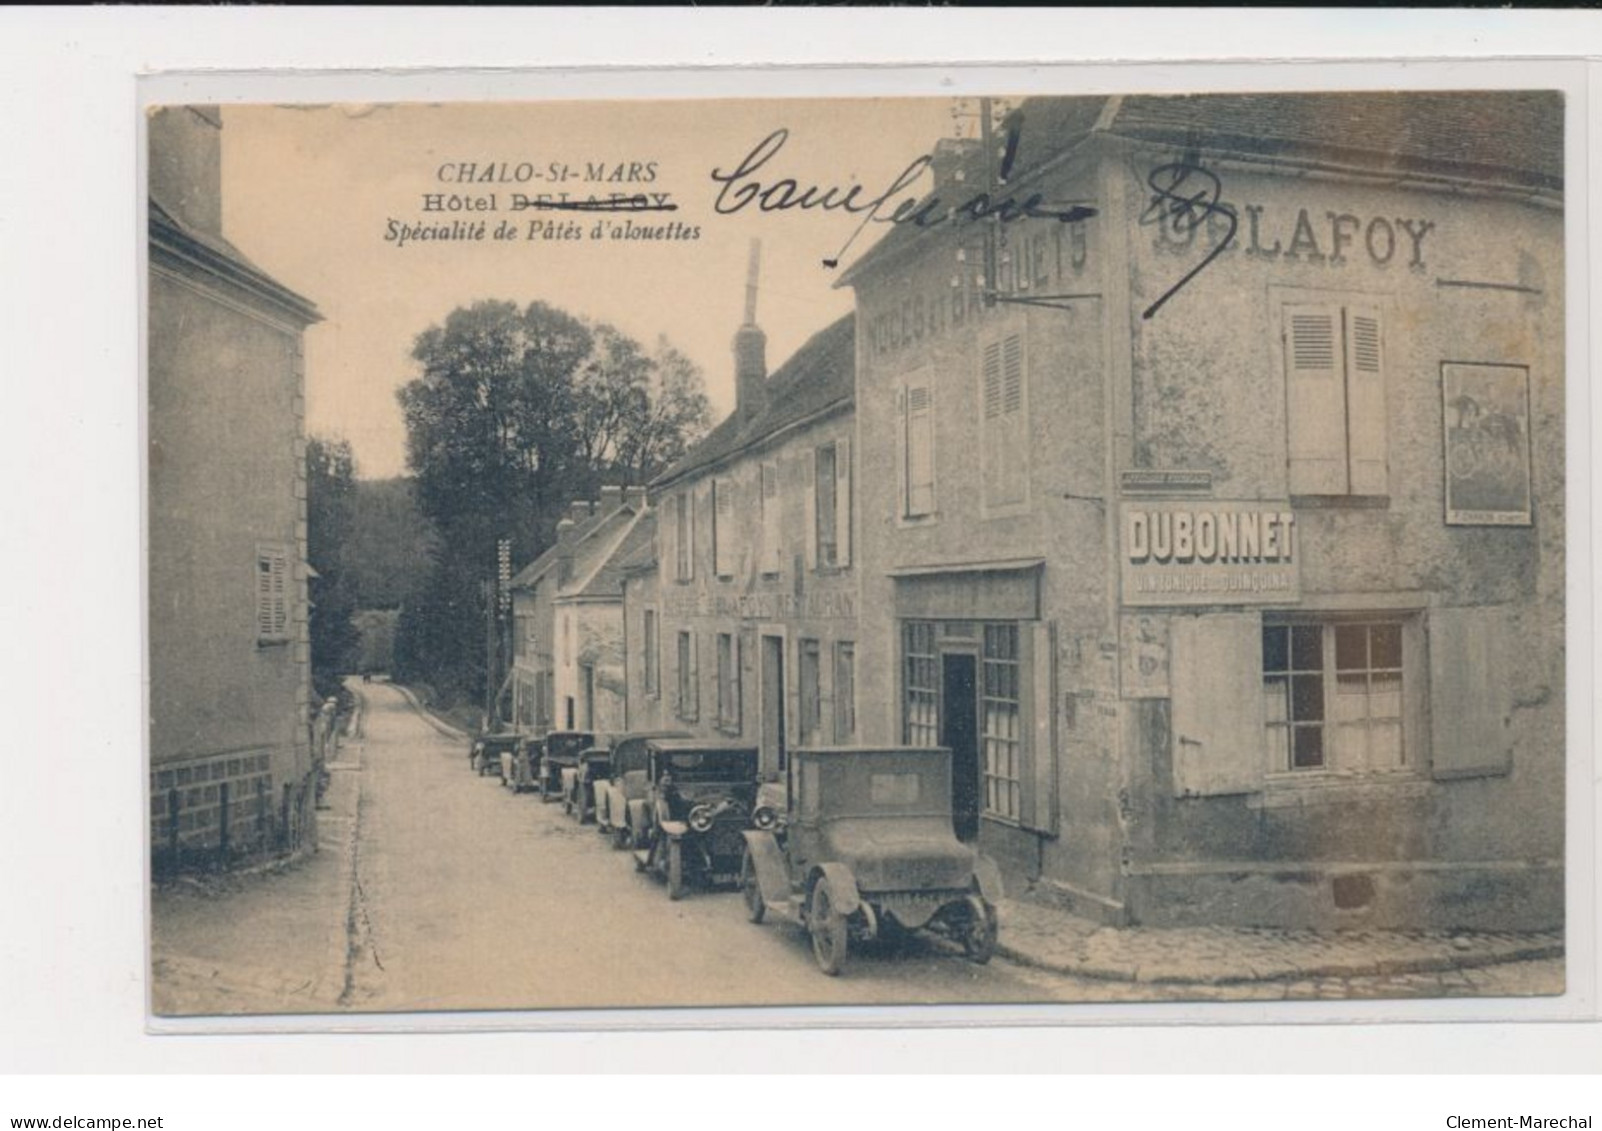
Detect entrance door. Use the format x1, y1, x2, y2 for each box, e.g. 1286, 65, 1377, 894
760, 635, 786, 776
941, 653, 981, 842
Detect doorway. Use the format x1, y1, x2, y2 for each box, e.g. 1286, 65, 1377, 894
760, 634, 786, 776
941, 653, 981, 842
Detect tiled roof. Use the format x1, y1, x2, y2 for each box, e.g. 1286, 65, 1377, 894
840, 90, 1562, 285
571, 512, 656, 599
509, 506, 618, 590
651, 313, 854, 489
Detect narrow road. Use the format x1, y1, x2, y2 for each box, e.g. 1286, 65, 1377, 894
346, 681, 1067, 1011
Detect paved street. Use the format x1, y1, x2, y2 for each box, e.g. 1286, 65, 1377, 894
345, 681, 1065, 1010
151, 680, 1564, 1017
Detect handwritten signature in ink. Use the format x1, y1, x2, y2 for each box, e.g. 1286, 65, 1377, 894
1138, 161, 1237, 319
709, 127, 1098, 269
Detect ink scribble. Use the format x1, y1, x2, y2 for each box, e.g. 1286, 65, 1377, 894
513, 194, 678, 214
1139, 161, 1237, 319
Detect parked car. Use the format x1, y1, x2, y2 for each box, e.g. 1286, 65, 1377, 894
739, 746, 1003, 976
629, 739, 762, 900
589, 731, 692, 842
536, 730, 595, 801
501, 734, 544, 793
469, 732, 523, 781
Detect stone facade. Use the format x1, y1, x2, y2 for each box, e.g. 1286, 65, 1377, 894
840, 92, 1564, 930
147, 106, 322, 872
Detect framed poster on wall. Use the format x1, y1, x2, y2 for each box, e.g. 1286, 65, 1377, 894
1442, 362, 1535, 526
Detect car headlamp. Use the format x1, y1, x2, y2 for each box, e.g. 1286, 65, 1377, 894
688, 804, 716, 833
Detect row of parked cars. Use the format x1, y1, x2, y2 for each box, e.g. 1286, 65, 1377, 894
467, 728, 1003, 976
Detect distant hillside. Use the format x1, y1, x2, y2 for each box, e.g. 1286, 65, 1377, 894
347, 476, 437, 608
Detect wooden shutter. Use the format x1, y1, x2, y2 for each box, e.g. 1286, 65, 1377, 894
906, 384, 935, 516
803, 450, 818, 571
684, 489, 696, 581
1019, 620, 1059, 834
257, 547, 289, 640
1169, 613, 1265, 797
1428, 606, 1514, 779
663, 494, 679, 582
1344, 304, 1389, 496
834, 439, 852, 567
761, 460, 781, 574
713, 478, 735, 578
1284, 304, 1349, 495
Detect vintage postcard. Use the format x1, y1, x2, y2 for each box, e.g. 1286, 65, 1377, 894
144, 84, 1569, 1021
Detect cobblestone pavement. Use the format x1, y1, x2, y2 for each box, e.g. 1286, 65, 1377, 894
997, 899, 1564, 992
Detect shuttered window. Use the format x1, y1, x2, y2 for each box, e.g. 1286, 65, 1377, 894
673, 489, 695, 582
256, 546, 290, 644
981, 333, 1028, 510
760, 460, 781, 575
799, 638, 822, 746
1262, 620, 1406, 775
899, 382, 935, 518
833, 641, 856, 743
1428, 606, 1513, 779
643, 609, 659, 697
811, 440, 852, 569
676, 631, 698, 722
1284, 301, 1389, 497
712, 478, 735, 579
716, 632, 741, 733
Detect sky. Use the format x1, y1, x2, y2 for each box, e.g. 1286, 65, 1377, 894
220, 98, 961, 479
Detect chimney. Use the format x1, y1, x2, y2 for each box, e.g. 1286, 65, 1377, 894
733, 238, 767, 424
930, 136, 980, 193
567, 500, 594, 525
624, 486, 648, 512
148, 106, 224, 236
599, 485, 624, 514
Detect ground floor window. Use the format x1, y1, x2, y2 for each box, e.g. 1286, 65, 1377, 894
1262, 619, 1405, 774
799, 638, 822, 746
834, 641, 856, 743
716, 632, 741, 733
903, 621, 939, 747
981, 623, 1023, 821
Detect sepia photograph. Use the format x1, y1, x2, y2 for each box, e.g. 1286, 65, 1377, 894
144, 87, 1568, 1020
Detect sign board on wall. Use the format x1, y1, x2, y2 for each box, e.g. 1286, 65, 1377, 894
1120, 501, 1300, 607
1442, 362, 1534, 526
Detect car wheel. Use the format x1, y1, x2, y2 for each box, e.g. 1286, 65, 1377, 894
740, 850, 766, 924
808, 881, 848, 976
611, 823, 630, 850
634, 828, 654, 873
958, 896, 997, 965
666, 838, 685, 901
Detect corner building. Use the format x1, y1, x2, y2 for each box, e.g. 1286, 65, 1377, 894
645, 312, 859, 775
841, 92, 1564, 930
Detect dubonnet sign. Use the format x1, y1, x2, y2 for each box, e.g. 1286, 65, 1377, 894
1120, 500, 1300, 607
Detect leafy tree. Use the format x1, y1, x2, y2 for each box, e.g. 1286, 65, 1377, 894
393, 299, 710, 708
305, 435, 361, 699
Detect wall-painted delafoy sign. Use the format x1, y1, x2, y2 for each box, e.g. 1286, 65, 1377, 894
1121, 501, 1301, 607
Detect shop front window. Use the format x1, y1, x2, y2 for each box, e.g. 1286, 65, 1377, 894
981, 624, 1022, 821
1263, 620, 1405, 774
903, 621, 939, 747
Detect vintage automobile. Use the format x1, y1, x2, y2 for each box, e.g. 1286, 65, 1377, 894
501, 734, 545, 794
469, 731, 523, 781
628, 739, 763, 900
739, 746, 1003, 976
536, 730, 595, 801
561, 736, 621, 824
588, 731, 692, 841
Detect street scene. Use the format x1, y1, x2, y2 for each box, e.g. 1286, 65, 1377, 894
151, 680, 1561, 1014
147, 90, 1567, 1018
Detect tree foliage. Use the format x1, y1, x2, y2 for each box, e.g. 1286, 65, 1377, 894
305, 435, 361, 698
393, 299, 711, 707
